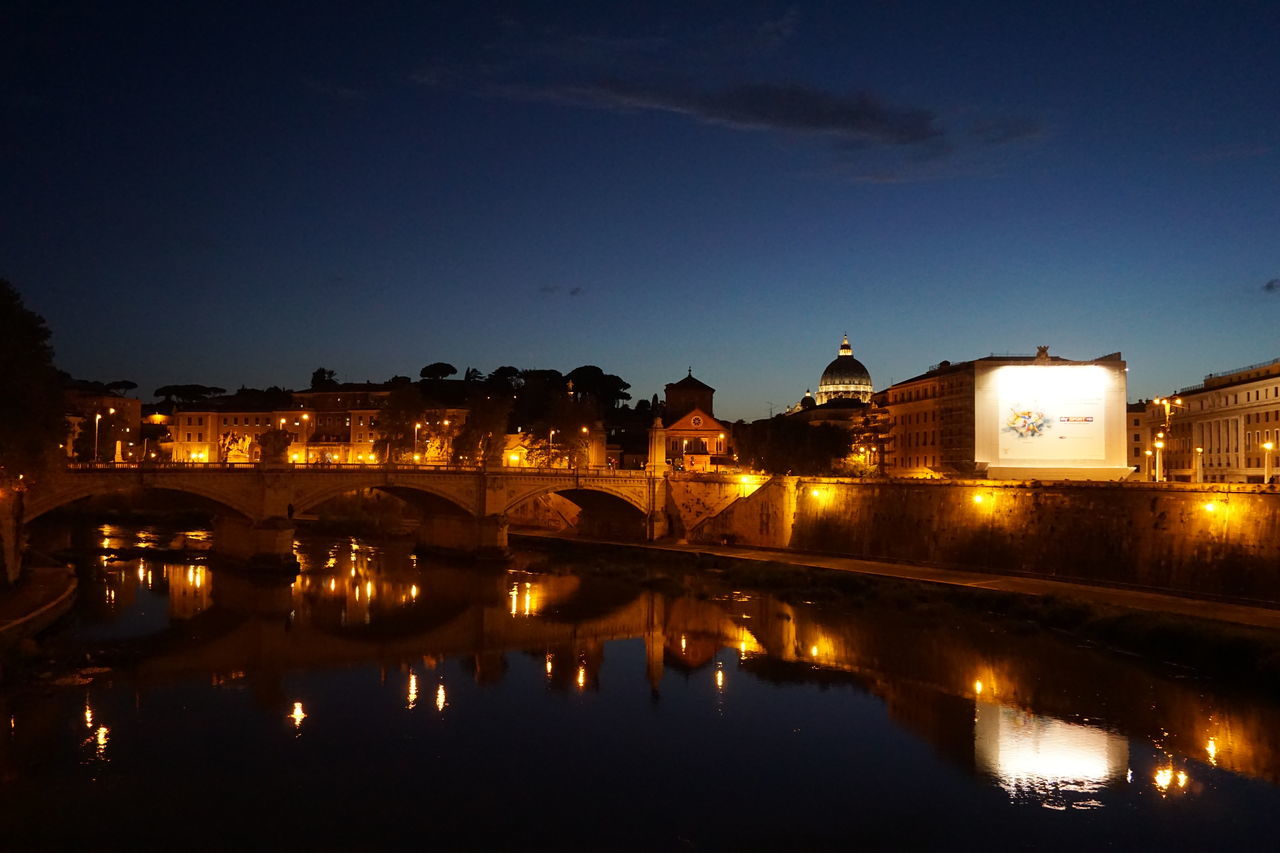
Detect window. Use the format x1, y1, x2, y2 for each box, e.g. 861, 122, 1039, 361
1133, 433, 1140, 442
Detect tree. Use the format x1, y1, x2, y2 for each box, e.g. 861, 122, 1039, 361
0, 280, 65, 478
376, 382, 426, 460
153, 384, 227, 404
734, 416, 854, 475
567, 365, 631, 409
419, 362, 457, 381
104, 379, 137, 394
309, 367, 339, 390
452, 392, 512, 466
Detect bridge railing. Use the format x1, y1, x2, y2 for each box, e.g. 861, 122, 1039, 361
62, 462, 653, 477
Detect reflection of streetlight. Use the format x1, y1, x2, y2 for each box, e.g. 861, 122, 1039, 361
1265, 441, 1275, 485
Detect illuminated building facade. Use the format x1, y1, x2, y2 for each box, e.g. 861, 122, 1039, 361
167, 382, 466, 464
661, 372, 733, 471
815, 334, 873, 405
1141, 356, 1280, 483
883, 347, 1130, 480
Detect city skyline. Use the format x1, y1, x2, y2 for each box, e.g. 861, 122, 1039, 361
4, 1, 1279, 420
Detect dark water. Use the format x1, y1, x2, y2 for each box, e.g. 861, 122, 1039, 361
4, 523, 1280, 850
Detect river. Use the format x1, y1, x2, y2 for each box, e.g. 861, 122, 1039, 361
4, 522, 1280, 850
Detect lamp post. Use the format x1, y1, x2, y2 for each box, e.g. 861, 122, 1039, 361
301, 413, 310, 463
93, 407, 115, 463
1195, 446, 1204, 484
1265, 441, 1275, 485
1144, 449, 1154, 482
1154, 438, 1165, 483
414, 422, 422, 462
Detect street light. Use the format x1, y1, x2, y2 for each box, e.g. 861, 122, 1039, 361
1265, 441, 1275, 485
414, 422, 422, 461
1144, 449, 1154, 482
93, 407, 115, 463
1154, 437, 1165, 483
301, 413, 310, 463
1195, 446, 1204, 484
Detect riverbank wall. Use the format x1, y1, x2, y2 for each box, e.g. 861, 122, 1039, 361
685, 478, 1280, 604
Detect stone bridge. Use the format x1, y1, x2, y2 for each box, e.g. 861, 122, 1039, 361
5, 464, 671, 571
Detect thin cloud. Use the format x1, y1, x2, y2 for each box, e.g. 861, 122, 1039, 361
969, 116, 1043, 146
541, 79, 945, 149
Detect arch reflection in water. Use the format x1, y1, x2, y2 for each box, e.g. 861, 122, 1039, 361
974, 700, 1128, 809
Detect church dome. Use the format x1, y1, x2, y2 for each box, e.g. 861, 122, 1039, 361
816, 335, 873, 404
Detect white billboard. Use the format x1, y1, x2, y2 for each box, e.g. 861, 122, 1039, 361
993, 365, 1109, 462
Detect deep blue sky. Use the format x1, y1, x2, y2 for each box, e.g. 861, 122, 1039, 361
4, 1, 1278, 419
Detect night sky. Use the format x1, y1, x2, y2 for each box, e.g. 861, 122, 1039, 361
4, 1, 1278, 419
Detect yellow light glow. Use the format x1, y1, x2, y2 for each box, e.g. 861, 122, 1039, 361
974, 680, 984, 695
410, 584, 418, 599
809, 644, 819, 658
545, 654, 553, 675
680, 634, 687, 653
289, 701, 307, 729
1154, 767, 1174, 792
1206, 738, 1218, 764
95, 725, 109, 759
715, 667, 725, 690
1203, 502, 1217, 512
435, 684, 446, 712
1265, 442, 1275, 452
509, 453, 519, 464
329, 578, 336, 592
576, 665, 586, 689
1176, 770, 1188, 788
407, 672, 418, 710
972, 494, 984, 504
84, 703, 94, 729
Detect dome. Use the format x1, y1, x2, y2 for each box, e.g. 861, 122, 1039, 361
816, 335, 872, 404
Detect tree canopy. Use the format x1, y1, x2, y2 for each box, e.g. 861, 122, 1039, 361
419, 362, 457, 381
153, 384, 227, 403
0, 280, 67, 477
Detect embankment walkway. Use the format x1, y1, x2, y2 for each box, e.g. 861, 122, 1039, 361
516, 532, 1280, 631
0, 564, 78, 651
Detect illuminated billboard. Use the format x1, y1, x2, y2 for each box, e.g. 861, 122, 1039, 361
972, 359, 1128, 478
994, 365, 1108, 462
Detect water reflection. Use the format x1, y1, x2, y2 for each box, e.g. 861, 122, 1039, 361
974, 700, 1128, 809
32, 525, 1280, 821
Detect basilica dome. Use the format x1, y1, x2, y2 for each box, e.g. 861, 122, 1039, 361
816, 335, 873, 404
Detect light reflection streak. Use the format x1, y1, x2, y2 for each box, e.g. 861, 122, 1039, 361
407, 671, 418, 710
435, 684, 447, 712
975, 701, 1127, 810
289, 701, 307, 731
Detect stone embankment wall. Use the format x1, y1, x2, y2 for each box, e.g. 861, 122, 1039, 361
687, 477, 1280, 603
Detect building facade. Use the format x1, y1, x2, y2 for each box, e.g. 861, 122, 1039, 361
882, 348, 1130, 480
1139, 356, 1280, 483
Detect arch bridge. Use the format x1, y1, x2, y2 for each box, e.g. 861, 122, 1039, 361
5, 464, 669, 571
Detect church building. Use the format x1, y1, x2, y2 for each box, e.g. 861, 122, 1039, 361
660, 371, 732, 471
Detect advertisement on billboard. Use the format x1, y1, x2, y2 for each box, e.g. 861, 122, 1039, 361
994, 366, 1108, 461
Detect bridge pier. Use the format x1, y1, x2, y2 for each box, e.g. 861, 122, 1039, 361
213, 516, 297, 571
1, 488, 22, 584
416, 513, 509, 560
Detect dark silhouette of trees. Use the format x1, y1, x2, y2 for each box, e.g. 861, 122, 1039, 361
566, 365, 631, 410
153, 384, 227, 404
309, 367, 339, 390
376, 382, 427, 460
419, 362, 457, 381
0, 280, 66, 478
734, 416, 853, 475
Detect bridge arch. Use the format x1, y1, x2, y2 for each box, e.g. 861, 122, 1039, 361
503, 484, 650, 542
291, 480, 477, 518
498, 482, 649, 517
24, 476, 258, 523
